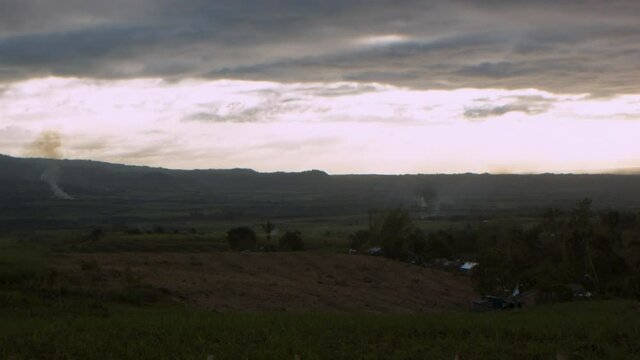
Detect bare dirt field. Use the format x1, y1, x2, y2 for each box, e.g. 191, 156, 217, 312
54, 252, 476, 312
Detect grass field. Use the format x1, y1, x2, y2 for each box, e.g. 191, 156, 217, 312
0, 299, 638, 359
1, 236, 640, 359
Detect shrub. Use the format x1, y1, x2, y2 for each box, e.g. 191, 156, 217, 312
227, 227, 257, 251
279, 231, 304, 251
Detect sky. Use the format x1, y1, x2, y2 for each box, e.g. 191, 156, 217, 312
1, 0, 640, 174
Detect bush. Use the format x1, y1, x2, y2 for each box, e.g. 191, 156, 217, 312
279, 231, 304, 251
227, 227, 257, 251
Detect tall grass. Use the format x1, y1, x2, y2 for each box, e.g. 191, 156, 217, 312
0, 301, 638, 359
1, 238, 639, 359
0, 239, 46, 285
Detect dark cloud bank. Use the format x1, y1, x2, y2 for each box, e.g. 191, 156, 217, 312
1, 0, 639, 95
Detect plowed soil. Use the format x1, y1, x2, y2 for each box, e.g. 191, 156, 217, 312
54, 252, 476, 312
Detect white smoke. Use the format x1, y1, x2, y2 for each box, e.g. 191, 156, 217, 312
25, 131, 74, 200
416, 195, 428, 208
40, 166, 74, 200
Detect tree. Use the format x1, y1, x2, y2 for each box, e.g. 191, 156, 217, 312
279, 231, 304, 251
227, 227, 257, 251
369, 209, 419, 260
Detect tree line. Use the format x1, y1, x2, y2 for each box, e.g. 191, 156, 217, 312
227, 221, 304, 252
348, 200, 640, 300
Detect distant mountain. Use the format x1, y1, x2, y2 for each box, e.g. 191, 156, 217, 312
1, 154, 640, 230
610, 167, 640, 175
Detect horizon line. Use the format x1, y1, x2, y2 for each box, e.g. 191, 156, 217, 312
3, 153, 640, 176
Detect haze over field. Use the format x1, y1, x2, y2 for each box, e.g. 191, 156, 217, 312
1, 1, 640, 173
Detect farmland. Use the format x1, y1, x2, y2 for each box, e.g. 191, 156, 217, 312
0, 235, 639, 359
2, 156, 640, 358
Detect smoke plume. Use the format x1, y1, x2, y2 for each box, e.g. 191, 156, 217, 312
26, 131, 63, 159
40, 166, 74, 200
26, 131, 74, 200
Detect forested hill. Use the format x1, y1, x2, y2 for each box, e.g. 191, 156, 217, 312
1, 154, 640, 229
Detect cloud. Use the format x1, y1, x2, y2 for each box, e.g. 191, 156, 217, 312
183, 82, 389, 123
0, 1, 639, 95
1, 76, 640, 174
184, 90, 310, 123
464, 95, 555, 119
463, 104, 544, 119
457, 62, 538, 79
297, 83, 383, 98
251, 137, 340, 152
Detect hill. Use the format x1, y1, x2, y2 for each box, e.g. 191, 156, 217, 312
2, 154, 640, 230
53, 252, 475, 312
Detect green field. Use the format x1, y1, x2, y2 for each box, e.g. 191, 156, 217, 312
0, 299, 638, 359
0, 240, 639, 359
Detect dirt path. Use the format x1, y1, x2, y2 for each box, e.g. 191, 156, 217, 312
54, 252, 476, 312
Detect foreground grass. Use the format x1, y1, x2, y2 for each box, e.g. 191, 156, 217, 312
0, 238, 47, 285
1, 240, 639, 359
0, 300, 638, 359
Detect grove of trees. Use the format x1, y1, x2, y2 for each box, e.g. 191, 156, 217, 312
349, 201, 640, 300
